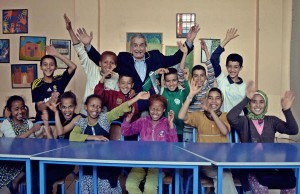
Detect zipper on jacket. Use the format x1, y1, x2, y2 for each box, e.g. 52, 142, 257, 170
152, 126, 154, 141
91, 126, 96, 136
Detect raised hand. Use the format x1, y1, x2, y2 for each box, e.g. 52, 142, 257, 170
183, 68, 189, 81
63, 13, 72, 31
155, 68, 168, 75
246, 81, 256, 99
221, 28, 239, 48
47, 101, 60, 113
128, 92, 150, 107
168, 110, 175, 129
128, 89, 136, 98
125, 106, 135, 122
137, 91, 150, 100
200, 39, 208, 51
199, 98, 210, 112
224, 28, 239, 42
103, 69, 115, 79
32, 124, 42, 132
281, 91, 295, 110
49, 91, 59, 103
41, 110, 49, 123
76, 28, 93, 46
168, 110, 174, 124
186, 24, 200, 43
188, 79, 202, 97
177, 41, 188, 54
200, 39, 211, 60
46, 45, 59, 56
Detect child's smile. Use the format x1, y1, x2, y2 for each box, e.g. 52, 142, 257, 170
165, 74, 178, 92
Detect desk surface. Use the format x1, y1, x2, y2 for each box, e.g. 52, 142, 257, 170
0, 137, 69, 158
175, 142, 300, 166
32, 141, 210, 165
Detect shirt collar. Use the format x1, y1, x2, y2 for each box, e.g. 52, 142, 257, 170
227, 75, 244, 84
133, 55, 146, 62
100, 71, 112, 79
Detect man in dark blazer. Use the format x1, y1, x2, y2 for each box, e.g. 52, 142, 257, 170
77, 25, 200, 111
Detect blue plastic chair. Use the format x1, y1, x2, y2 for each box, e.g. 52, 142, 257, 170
35, 119, 79, 194
185, 128, 245, 194
57, 171, 79, 194
34, 120, 56, 125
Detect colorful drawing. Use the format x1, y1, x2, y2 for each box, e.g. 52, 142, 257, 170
0, 39, 10, 63
3, 9, 28, 34
201, 39, 220, 63
165, 45, 194, 73
19, 36, 46, 61
126, 32, 163, 52
50, 39, 71, 68
176, 13, 196, 38
11, 64, 37, 88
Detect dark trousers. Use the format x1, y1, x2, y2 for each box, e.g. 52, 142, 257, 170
32, 161, 75, 194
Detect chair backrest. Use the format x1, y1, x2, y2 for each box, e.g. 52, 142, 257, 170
192, 128, 196, 143
228, 130, 240, 143
192, 128, 239, 143
0, 117, 4, 137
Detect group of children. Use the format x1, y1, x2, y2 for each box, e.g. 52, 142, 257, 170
0, 14, 298, 194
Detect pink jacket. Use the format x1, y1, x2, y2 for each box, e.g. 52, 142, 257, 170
121, 116, 178, 142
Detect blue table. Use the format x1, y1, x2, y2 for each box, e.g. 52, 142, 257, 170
0, 137, 69, 194
32, 140, 211, 194
176, 142, 300, 194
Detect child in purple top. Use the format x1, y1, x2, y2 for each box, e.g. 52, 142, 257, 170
121, 94, 177, 194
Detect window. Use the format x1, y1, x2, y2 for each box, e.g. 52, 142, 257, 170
176, 13, 196, 38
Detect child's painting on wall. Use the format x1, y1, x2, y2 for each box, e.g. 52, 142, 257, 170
2, 9, 28, 34
19, 36, 46, 61
11, 64, 37, 88
50, 39, 71, 68
0, 39, 10, 63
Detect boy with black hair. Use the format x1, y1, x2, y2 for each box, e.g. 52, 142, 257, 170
143, 42, 190, 141
94, 73, 139, 140
143, 67, 189, 142
31, 45, 77, 122
183, 39, 216, 142
64, 14, 119, 115
210, 28, 246, 113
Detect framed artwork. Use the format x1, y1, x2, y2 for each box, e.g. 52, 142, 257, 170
0, 39, 10, 63
50, 39, 71, 68
165, 45, 194, 73
176, 13, 196, 38
126, 32, 163, 52
2, 9, 28, 34
201, 39, 221, 63
11, 64, 37, 88
19, 36, 46, 61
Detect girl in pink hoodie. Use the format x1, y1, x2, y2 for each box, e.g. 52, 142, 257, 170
121, 94, 178, 193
